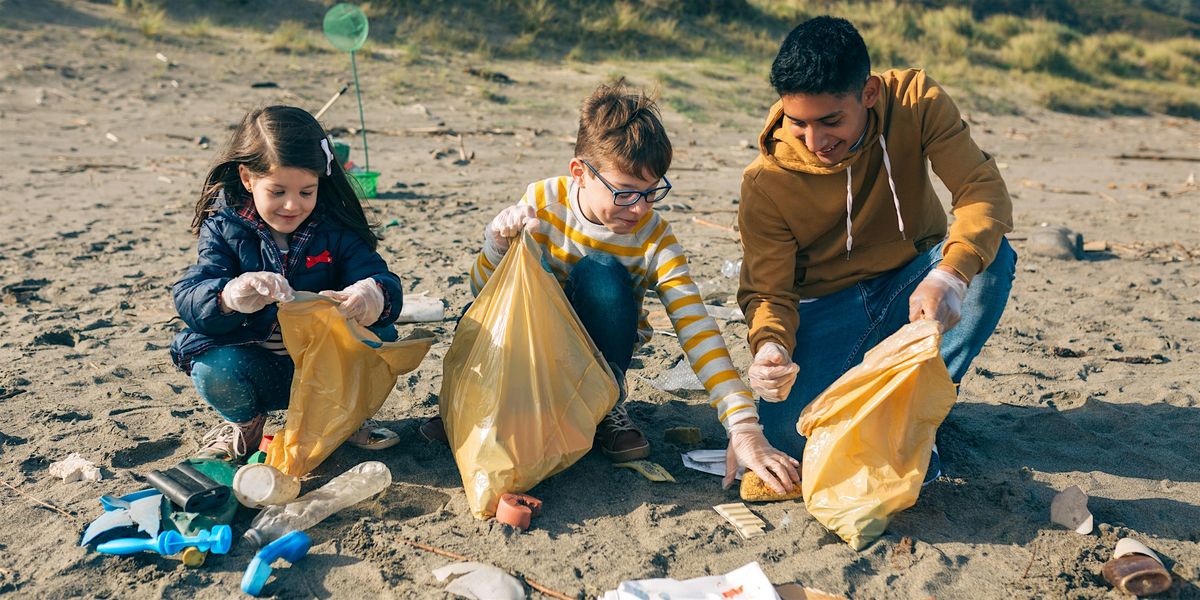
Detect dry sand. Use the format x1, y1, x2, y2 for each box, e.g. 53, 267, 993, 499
1, 2, 1199, 598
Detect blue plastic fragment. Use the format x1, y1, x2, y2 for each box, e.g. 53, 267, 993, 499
99, 488, 159, 511
241, 530, 311, 596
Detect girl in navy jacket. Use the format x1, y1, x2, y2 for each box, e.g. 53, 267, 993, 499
171, 105, 403, 460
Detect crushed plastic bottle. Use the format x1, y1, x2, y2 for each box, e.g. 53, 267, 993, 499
721, 259, 742, 279
244, 461, 391, 547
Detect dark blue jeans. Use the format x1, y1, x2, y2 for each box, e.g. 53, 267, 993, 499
190, 345, 293, 423
190, 325, 398, 423
563, 253, 639, 378
760, 239, 1018, 460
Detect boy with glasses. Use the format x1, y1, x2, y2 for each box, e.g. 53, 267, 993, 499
451, 81, 799, 492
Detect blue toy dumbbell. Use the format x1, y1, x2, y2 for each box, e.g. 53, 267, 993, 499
96, 525, 232, 556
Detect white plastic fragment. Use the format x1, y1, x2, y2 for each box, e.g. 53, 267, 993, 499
432, 561, 524, 600
601, 561, 779, 600
49, 453, 102, 482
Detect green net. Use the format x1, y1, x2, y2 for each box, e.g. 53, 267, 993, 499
323, 3, 369, 53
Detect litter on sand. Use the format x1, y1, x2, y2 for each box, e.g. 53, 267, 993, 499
432, 561, 525, 600
614, 460, 676, 482
49, 453, 102, 482
641, 358, 706, 393
713, 502, 766, 540
1050, 485, 1093, 534
681, 449, 742, 480
601, 561, 778, 599
396, 291, 445, 323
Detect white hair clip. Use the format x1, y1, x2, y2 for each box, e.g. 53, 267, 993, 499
320, 139, 334, 176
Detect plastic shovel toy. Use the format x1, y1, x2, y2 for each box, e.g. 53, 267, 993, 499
241, 530, 312, 596
96, 525, 232, 556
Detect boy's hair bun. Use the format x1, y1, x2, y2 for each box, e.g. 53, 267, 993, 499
575, 78, 672, 181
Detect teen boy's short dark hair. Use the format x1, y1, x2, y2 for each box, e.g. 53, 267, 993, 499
769, 16, 871, 97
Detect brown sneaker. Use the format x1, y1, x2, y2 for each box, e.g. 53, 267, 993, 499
595, 403, 650, 462
197, 414, 265, 461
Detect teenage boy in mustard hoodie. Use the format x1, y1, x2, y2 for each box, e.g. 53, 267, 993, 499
736, 16, 1017, 481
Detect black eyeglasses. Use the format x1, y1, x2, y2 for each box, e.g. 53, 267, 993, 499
581, 160, 671, 207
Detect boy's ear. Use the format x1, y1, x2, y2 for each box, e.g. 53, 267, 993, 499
861, 75, 881, 109
238, 164, 254, 192
568, 158, 587, 186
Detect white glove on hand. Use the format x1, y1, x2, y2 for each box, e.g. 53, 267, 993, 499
220, 272, 294, 314
748, 341, 799, 402
722, 421, 800, 494
485, 204, 540, 255
320, 278, 385, 326
908, 267, 968, 332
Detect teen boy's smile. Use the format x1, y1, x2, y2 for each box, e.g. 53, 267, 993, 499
780, 75, 880, 165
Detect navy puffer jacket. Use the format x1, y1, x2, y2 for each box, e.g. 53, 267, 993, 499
170, 207, 402, 374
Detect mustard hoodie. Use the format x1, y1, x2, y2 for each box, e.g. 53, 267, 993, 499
737, 68, 1013, 355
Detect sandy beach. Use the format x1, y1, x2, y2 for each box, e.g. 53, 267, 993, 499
1, 2, 1199, 598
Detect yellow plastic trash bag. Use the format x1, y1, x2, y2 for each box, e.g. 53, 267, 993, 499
441, 233, 619, 519
797, 319, 957, 550
266, 292, 435, 477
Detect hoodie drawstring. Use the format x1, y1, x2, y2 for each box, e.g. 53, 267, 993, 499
845, 134, 905, 260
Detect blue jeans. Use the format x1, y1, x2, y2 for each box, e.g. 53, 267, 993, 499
760, 239, 1018, 460
190, 345, 293, 423
563, 253, 639, 378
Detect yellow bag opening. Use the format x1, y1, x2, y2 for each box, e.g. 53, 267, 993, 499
266, 292, 435, 477
797, 319, 957, 550
440, 233, 619, 519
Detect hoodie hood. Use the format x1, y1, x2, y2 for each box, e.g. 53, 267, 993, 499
756, 80, 887, 176
756, 76, 904, 256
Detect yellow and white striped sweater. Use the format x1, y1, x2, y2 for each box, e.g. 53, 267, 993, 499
470, 176, 758, 429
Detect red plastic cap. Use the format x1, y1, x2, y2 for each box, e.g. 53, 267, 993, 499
259, 435, 274, 454
496, 493, 543, 530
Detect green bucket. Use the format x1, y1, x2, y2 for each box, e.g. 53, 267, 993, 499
349, 171, 380, 198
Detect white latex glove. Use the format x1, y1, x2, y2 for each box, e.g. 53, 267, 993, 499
320, 278, 385, 326
220, 272, 294, 314
722, 421, 800, 494
485, 204, 540, 255
908, 267, 968, 332
747, 341, 799, 402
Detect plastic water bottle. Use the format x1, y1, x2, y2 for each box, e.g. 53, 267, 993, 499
244, 461, 392, 547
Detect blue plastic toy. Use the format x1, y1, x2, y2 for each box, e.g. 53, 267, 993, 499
96, 524, 232, 556
241, 530, 311, 596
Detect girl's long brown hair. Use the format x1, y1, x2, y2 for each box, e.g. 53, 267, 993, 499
192, 105, 378, 249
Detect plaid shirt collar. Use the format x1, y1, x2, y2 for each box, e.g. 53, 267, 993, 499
235, 206, 321, 275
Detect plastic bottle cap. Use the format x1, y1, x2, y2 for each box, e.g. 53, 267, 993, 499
180, 547, 206, 567
244, 528, 264, 548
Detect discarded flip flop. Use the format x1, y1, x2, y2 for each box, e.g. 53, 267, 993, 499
496, 493, 542, 531
614, 460, 676, 483
1103, 538, 1172, 596
347, 421, 400, 450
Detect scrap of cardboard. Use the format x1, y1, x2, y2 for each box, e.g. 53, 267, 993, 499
614, 460, 676, 483
714, 502, 765, 540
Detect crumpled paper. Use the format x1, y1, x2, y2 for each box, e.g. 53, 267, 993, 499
49, 453, 101, 482
432, 561, 524, 600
